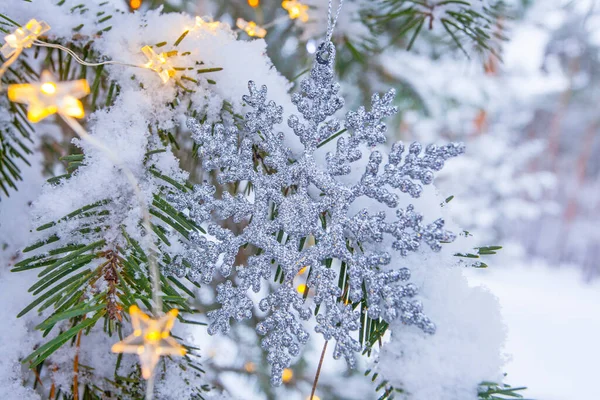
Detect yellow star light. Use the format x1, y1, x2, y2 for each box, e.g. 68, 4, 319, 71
141, 45, 176, 83
7, 70, 89, 123
1, 19, 50, 58
111, 305, 186, 380
248, 0, 260, 8
236, 19, 267, 38
282, 0, 309, 23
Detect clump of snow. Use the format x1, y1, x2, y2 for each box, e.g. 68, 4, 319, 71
0, 142, 45, 399
0, 269, 42, 400
377, 252, 506, 400
467, 261, 600, 400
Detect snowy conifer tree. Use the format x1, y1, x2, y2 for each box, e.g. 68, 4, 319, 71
0, 1, 530, 399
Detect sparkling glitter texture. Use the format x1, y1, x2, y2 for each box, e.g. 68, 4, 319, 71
169, 40, 464, 385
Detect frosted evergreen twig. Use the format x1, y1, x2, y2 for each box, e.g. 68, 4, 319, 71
62, 115, 162, 400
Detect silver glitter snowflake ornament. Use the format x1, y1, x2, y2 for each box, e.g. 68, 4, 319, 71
169, 40, 464, 385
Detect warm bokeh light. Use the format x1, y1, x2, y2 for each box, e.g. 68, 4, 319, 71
248, 0, 260, 7
296, 283, 307, 294
111, 305, 186, 380
282, 368, 293, 383
195, 16, 224, 32
129, 0, 142, 10
282, 0, 309, 23
244, 361, 256, 373
236, 18, 267, 38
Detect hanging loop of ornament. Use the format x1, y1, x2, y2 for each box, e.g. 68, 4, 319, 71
325, 0, 344, 43
318, 0, 343, 65
316, 41, 335, 65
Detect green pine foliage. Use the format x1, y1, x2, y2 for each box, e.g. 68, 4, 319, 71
363, 370, 530, 400
362, 0, 508, 56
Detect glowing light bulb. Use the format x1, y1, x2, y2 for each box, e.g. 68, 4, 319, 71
40, 82, 56, 94
282, 368, 293, 383
236, 19, 267, 38
195, 16, 224, 32
296, 283, 308, 294
112, 305, 186, 380
141, 45, 176, 83
248, 0, 260, 7
145, 330, 161, 342
282, 0, 309, 23
7, 70, 89, 123
244, 362, 256, 372
130, 0, 142, 10
1, 19, 50, 58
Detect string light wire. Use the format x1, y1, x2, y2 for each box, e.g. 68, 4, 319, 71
0, 49, 22, 82
33, 39, 140, 68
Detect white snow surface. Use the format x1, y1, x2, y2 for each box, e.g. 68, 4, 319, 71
376, 251, 506, 400
0, 150, 45, 399
0, 269, 41, 400
467, 262, 600, 400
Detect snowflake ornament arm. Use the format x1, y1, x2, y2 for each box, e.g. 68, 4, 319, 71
170, 40, 464, 385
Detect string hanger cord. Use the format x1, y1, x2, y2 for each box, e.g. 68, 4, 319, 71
325, 0, 345, 43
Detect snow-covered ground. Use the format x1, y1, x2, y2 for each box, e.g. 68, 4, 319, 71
467, 263, 600, 400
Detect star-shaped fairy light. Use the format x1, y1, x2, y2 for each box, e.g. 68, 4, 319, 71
111, 305, 186, 379
236, 18, 267, 38
1, 19, 50, 58
141, 45, 177, 83
7, 70, 89, 123
282, 0, 309, 23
